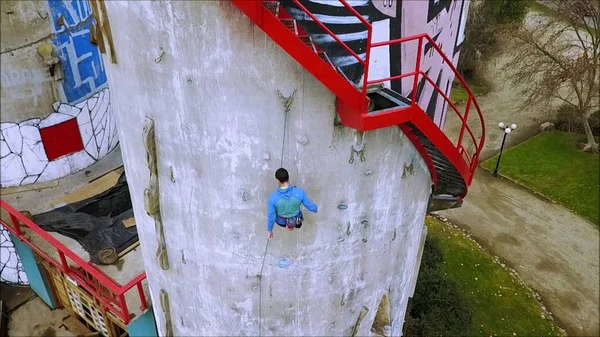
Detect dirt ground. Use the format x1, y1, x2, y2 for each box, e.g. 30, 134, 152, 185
7, 297, 74, 337
439, 53, 600, 336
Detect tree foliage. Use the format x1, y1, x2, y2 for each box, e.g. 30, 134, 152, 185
503, 0, 600, 152
458, 0, 532, 79
404, 236, 472, 337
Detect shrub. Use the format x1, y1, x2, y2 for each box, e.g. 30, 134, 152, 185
404, 236, 473, 337
554, 104, 600, 136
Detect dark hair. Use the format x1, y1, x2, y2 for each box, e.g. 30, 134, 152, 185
275, 168, 289, 183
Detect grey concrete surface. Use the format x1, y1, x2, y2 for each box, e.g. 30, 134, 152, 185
102, 2, 433, 335
1, 1, 57, 122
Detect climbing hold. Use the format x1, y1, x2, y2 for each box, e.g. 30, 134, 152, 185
239, 189, 249, 202
337, 236, 345, 242
277, 256, 292, 268
346, 223, 351, 236
392, 230, 397, 241
361, 220, 369, 228
169, 166, 175, 183
187, 78, 192, 84
337, 203, 348, 210
154, 47, 165, 63
181, 251, 186, 264
231, 232, 240, 241
297, 135, 309, 145
263, 153, 270, 161
362, 238, 368, 243
253, 285, 260, 292
364, 169, 373, 176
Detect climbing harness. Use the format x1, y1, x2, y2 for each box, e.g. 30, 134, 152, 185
258, 89, 297, 336
349, 131, 367, 164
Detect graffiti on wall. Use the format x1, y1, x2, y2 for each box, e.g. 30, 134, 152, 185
1, 68, 54, 107
0, 88, 117, 187
48, 0, 107, 103
0, 228, 28, 285
280, 0, 468, 127
395, 0, 469, 126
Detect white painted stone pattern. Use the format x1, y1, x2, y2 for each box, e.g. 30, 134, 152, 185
103, 2, 432, 335
0, 88, 118, 187
0, 227, 28, 285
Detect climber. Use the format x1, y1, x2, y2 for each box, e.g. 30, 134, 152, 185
266, 168, 318, 239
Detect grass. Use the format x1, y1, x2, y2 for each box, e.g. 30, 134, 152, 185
426, 216, 564, 336
482, 131, 599, 225
450, 79, 489, 105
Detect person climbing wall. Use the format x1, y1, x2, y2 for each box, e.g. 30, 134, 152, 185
266, 168, 318, 239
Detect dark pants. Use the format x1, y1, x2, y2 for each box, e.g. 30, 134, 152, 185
277, 222, 303, 229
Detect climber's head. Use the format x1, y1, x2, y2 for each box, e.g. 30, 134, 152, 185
275, 168, 289, 187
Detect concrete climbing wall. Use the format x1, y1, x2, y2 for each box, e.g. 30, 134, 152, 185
0, 0, 118, 188
103, 1, 432, 335
282, 0, 469, 126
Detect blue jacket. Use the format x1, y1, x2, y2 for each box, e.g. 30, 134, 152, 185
267, 185, 318, 231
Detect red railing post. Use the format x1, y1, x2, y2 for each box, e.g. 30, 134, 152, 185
58, 251, 70, 272
119, 294, 130, 323
255, 0, 263, 26
362, 24, 373, 111
411, 37, 423, 104
137, 282, 148, 311
457, 95, 472, 149
9, 214, 22, 236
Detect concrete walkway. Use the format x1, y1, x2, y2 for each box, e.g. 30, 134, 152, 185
438, 56, 600, 336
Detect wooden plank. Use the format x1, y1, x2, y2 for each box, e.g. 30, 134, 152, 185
52, 170, 122, 207
61, 315, 93, 336
0, 180, 59, 195
118, 241, 139, 258
122, 217, 136, 228
88, 166, 123, 184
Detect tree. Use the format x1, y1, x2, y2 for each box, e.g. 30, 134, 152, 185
458, 0, 532, 80
503, 0, 599, 153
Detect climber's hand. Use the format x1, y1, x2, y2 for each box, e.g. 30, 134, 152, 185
268, 231, 273, 240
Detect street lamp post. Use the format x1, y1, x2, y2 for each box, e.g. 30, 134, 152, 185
492, 122, 517, 177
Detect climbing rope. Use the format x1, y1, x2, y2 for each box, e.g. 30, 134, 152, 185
258, 239, 269, 336
258, 89, 297, 336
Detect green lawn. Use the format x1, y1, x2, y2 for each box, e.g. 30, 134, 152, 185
426, 217, 564, 336
482, 131, 599, 225
450, 79, 489, 105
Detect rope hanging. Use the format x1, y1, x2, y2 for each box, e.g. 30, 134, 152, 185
258, 89, 297, 336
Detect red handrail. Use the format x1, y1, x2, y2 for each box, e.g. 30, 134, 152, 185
278, 1, 485, 181
0, 200, 148, 324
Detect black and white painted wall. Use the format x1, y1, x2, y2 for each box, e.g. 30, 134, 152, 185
281, 0, 469, 127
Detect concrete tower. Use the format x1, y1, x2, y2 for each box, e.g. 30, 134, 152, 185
101, 1, 470, 335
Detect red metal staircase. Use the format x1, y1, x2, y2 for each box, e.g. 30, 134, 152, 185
232, 0, 486, 207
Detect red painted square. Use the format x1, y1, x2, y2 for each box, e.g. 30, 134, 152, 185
39, 118, 84, 161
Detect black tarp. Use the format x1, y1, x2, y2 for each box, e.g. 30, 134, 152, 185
31, 172, 138, 264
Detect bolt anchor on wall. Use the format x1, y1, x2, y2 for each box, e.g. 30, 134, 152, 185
349, 131, 366, 164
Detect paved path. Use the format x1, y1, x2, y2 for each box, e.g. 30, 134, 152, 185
438, 55, 600, 336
